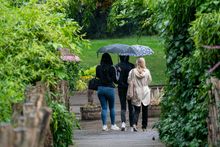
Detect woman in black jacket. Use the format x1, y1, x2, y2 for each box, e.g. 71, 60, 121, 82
96, 53, 120, 131
116, 55, 135, 131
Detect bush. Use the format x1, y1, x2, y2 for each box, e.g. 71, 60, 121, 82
49, 101, 80, 147
0, 0, 87, 121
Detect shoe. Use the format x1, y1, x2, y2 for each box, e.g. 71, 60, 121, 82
142, 128, 147, 132
133, 125, 138, 132
121, 122, 126, 131
102, 125, 108, 131
130, 127, 134, 132
111, 124, 120, 130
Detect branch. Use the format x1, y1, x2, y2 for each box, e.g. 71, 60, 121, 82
208, 61, 220, 73
203, 45, 220, 49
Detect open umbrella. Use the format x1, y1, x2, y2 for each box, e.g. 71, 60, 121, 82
97, 44, 154, 56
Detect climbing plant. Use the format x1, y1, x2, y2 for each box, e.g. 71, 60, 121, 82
155, 0, 220, 146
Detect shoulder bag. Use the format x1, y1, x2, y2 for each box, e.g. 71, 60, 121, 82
127, 69, 135, 100
88, 77, 100, 91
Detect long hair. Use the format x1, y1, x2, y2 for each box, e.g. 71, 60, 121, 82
100, 53, 113, 65
136, 57, 146, 73
100, 53, 113, 82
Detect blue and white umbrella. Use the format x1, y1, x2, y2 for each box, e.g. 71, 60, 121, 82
97, 44, 154, 56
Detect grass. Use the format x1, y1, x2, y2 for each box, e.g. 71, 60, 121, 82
79, 36, 166, 85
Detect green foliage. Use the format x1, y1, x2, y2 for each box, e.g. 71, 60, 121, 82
82, 66, 96, 76
75, 66, 97, 91
65, 62, 81, 91
0, 0, 87, 122
189, 12, 220, 78
49, 101, 80, 147
66, 0, 111, 38
107, 0, 156, 36
66, 0, 96, 29
66, 0, 157, 38
155, 0, 220, 146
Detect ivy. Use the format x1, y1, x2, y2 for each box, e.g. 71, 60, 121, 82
155, 0, 220, 146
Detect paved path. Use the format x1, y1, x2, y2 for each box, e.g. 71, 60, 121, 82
69, 90, 165, 147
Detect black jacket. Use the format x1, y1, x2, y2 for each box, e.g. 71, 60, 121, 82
96, 64, 117, 88
116, 61, 134, 88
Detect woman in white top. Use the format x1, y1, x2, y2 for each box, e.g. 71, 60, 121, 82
127, 57, 152, 132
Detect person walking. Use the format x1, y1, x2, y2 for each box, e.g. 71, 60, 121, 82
127, 57, 152, 132
96, 53, 120, 131
115, 55, 135, 131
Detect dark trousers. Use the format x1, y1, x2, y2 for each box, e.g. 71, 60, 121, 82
133, 103, 148, 129
118, 87, 134, 127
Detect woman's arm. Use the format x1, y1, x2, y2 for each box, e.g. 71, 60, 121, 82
96, 65, 101, 78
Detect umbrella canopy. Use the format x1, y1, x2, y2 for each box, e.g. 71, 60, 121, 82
97, 44, 154, 56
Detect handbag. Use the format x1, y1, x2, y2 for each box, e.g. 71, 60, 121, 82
88, 77, 100, 91
127, 69, 135, 100
127, 80, 135, 100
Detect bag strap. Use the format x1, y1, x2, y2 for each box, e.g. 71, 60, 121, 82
113, 65, 120, 81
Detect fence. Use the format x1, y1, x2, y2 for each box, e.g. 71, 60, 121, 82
0, 82, 52, 147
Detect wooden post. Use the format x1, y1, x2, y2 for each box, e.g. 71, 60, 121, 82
0, 124, 13, 147
55, 80, 70, 110
208, 77, 220, 146
0, 82, 53, 147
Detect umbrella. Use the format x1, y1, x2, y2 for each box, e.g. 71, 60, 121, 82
97, 44, 154, 56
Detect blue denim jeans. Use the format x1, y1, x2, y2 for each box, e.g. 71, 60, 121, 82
97, 86, 116, 125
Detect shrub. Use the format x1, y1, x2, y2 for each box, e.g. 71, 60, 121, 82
49, 101, 80, 147
0, 0, 87, 121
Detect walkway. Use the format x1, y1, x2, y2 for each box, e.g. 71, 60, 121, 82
69, 90, 165, 147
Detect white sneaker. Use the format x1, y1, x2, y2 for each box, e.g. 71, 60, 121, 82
130, 127, 134, 132
133, 125, 138, 132
111, 124, 120, 130
102, 125, 108, 131
121, 122, 126, 131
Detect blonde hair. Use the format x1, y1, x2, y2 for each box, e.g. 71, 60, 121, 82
136, 57, 146, 72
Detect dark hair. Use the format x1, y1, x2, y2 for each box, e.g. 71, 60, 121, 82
100, 53, 113, 65
119, 55, 129, 62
